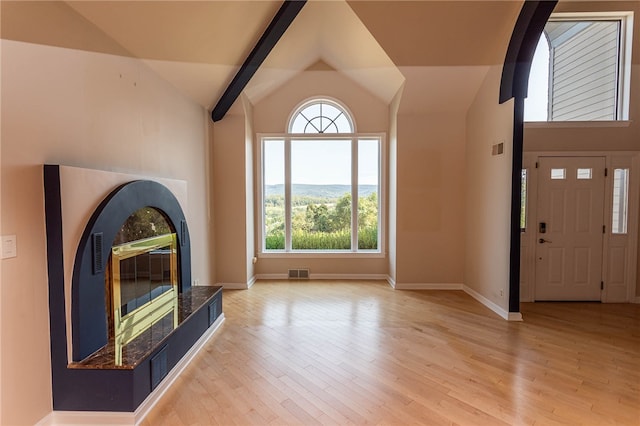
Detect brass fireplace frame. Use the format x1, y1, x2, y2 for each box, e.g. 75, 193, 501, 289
111, 233, 178, 365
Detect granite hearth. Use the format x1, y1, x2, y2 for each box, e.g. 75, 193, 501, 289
71, 286, 221, 370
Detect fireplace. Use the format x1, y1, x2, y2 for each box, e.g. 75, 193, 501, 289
43, 165, 223, 412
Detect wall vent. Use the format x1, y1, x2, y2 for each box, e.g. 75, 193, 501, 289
288, 269, 310, 279
92, 233, 103, 275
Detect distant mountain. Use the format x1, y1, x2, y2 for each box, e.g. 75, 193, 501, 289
265, 184, 377, 199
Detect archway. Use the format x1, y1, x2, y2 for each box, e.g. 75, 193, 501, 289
500, 0, 557, 314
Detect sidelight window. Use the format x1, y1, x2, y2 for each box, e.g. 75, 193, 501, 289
612, 168, 630, 234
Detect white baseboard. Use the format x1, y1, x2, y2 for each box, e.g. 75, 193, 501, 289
38, 315, 225, 426
254, 274, 389, 281
255, 273, 288, 280
36, 411, 134, 426
393, 282, 464, 290
388, 282, 522, 321
508, 312, 524, 321
219, 282, 250, 289
463, 285, 521, 321
386, 275, 396, 288
308, 273, 388, 280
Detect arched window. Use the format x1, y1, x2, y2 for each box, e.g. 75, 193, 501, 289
288, 99, 354, 134
524, 33, 550, 122
260, 97, 382, 254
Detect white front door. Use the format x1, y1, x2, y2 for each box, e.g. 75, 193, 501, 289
535, 157, 606, 301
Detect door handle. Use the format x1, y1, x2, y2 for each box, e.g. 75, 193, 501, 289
539, 238, 552, 243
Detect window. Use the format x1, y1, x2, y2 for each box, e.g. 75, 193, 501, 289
289, 101, 353, 134
521, 169, 528, 231
577, 168, 593, 179
261, 99, 382, 253
612, 168, 630, 234
551, 168, 566, 180
525, 12, 633, 121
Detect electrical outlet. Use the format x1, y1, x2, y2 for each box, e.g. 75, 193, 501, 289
500, 289, 504, 297
194, 279, 200, 286
1, 235, 17, 259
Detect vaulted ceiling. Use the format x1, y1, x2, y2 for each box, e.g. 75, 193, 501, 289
1, 0, 526, 115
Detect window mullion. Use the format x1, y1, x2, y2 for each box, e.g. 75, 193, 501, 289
615, 20, 622, 121
351, 137, 358, 252
548, 45, 555, 121
261, 140, 266, 252
285, 138, 292, 252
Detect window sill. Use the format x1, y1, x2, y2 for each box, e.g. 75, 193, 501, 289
525, 120, 632, 129
259, 251, 385, 259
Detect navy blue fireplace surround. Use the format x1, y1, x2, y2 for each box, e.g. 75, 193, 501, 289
43, 165, 222, 412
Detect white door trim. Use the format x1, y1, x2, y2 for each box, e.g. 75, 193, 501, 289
521, 151, 639, 302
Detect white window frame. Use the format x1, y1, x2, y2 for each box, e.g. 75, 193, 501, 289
288, 98, 355, 134
258, 132, 385, 258
525, 11, 634, 124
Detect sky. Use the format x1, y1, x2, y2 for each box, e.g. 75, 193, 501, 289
524, 34, 550, 121
264, 139, 379, 186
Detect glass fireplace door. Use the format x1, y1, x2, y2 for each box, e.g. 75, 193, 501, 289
111, 233, 178, 364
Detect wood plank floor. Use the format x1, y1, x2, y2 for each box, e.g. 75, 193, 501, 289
141, 280, 640, 425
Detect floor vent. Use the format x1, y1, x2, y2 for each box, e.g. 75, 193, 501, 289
288, 269, 310, 279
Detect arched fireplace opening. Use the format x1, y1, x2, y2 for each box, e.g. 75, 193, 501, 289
71, 180, 191, 362
107, 207, 179, 365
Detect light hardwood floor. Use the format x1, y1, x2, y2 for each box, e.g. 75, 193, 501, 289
142, 280, 640, 425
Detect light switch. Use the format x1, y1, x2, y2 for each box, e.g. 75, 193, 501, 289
2, 235, 17, 259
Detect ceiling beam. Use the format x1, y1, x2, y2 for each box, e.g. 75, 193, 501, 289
211, 0, 306, 122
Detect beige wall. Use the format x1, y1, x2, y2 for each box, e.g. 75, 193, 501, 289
395, 113, 466, 285
252, 70, 389, 134
0, 38, 210, 425
0, 4, 4, 421
212, 114, 251, 286
243, 95, 256, 282
387, 87, 403, 284
465, 65, 515, 311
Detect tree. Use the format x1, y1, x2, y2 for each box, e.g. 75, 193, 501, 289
358, 192, 378, 230
332, 193, 351, 231
306, 203, 330, 232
